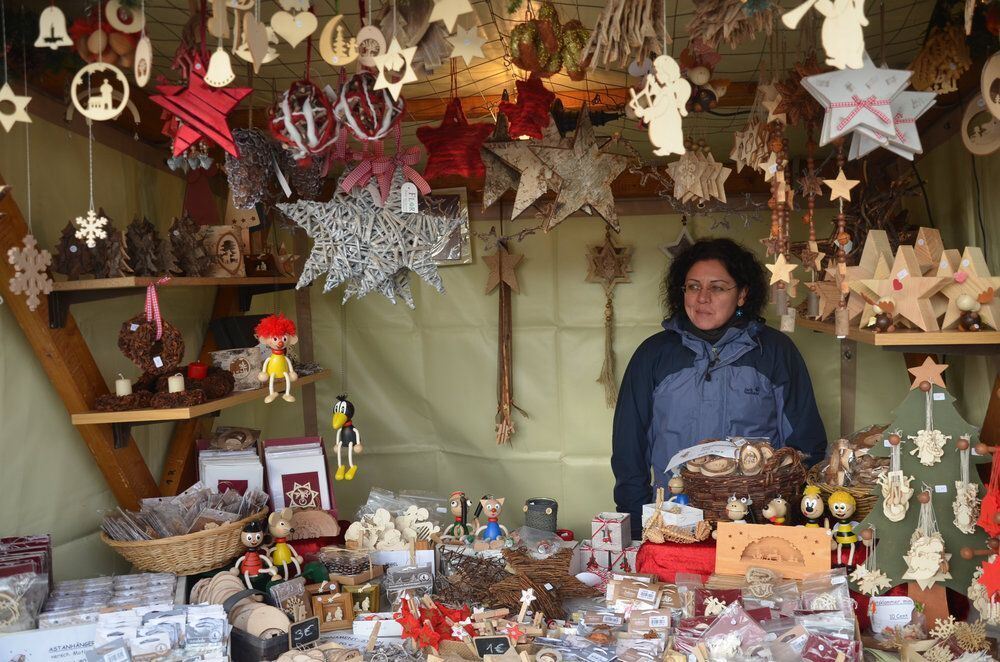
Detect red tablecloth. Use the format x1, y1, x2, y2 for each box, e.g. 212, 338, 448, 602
635, 540, 967, 631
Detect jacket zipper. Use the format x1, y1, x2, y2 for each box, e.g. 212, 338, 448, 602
704, 346, 720, 382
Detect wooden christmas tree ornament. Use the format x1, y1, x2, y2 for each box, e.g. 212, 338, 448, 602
319, 15, 359, 66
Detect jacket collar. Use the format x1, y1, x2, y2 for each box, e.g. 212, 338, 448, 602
662, 316, 762, 363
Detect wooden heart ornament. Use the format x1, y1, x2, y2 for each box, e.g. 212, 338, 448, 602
893, 278, 903, 291
270, 9, 318, 48
243, 14, 273, 72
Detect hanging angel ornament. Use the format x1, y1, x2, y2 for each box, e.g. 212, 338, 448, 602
953, 435, 980, 535
902, 490, 952, 591
781, 0, 868, 70
628, 55, 691, 156
850, 527, 892, 596
907, 362, 952, 466
878, 431, 915, 523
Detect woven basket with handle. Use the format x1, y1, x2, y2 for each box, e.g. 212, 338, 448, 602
681, 448, 807, 523
101, 508, 268, 575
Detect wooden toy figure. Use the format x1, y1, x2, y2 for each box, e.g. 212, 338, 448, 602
254, 314, 299, 403
800, 485, 829, 528
725, 495, 751, 524
763, 497, 789, 525
267, 508, 303, 579
443, 491, 474, 539
474, 496, 508, 542
828, 490, 858, 567
332, 395, 362, 481
667, 474, 689, 505
628, 55, 691, 156
231, 520, 278, 589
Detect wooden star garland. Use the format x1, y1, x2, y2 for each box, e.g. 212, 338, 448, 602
530, 105, 629, 233
766, 253, 797, 286
824, 168, 859, 202
586, 232, 632, 407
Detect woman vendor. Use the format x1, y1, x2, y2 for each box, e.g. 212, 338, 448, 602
612, 238, 826, 536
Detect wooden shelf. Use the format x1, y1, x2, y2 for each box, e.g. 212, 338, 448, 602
71, 369, 330, 426
797, 317, 1000, 351
51, 276, 297, 291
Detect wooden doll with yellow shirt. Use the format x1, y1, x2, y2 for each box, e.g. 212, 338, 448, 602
255, 314, 299, 404
828, 490, 859, 568
266, 508, 303, 580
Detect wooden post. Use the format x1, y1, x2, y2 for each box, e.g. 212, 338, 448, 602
0, 175, 159, 509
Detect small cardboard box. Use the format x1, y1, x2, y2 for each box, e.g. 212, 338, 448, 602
610, 545, 641, 574
641, 501, 703, 528
575, 539, 611, 571
590, 512, 632, 552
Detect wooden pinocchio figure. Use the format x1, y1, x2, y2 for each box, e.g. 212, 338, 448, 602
800, 485, 829, 528
255, 314, 299, 403
443, 491, 474, 539
828, 490, 858, 567
332, 395, 362, 481
231, 520, 278, 589
267, 508, 303, 579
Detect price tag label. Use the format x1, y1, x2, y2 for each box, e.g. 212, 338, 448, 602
935, 484, 948, 493
130, 323, 139, 331
831, 574, 847, 585
896, 268, 910, 280
649, 615, 670, 627
934, 392, 946, 401
152, 356, 163, 368
400, 182, 419, 213
288, 617, 320, 649
636, 588, 657, 602
601, 614, 623, 625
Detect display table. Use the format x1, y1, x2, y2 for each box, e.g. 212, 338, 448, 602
635, 540, 969, 631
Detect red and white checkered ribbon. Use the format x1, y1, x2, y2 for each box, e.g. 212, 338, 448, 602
831, 94, 892, 131
339, 127, 431, 203
144, 276, 171, 340
893, 112, 916, 144
593, 516, 616, 544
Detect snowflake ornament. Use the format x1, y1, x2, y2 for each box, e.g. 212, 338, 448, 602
74, 209, 108, 248
855, 568, 892, 596
909, 429, 950, 466
703, 596, 728, 616
930, 615, 957, 641
7, 234, 53, 312
451, 623, 470, 639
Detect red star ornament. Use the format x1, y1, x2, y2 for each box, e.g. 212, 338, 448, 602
979, 556, 1000, 599
417, 97, 494, 181
150, 53, 253, 158
499, 76, 555, 139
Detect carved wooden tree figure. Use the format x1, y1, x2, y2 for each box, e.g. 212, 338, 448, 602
52, 221, 95, 279
169, 213, 214, 276
94, 224, 133, 279
851, 358, 988, 628
126, 216, 168, 277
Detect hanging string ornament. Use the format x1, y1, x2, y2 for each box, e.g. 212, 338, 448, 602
850, 528, 892, 596
508, 1, 589, 80
907, 380, 951, 467
268, 79, 338, 167
579, 0, 667, 71
333, 71, 404, 143
687, 0, 777, 51
953, 435, 980, 535
586, 230, 633, 407
910, 25, 971, 95
773, 53, 827, 128
877, 431, 915, 523
417, 95, 494, 181
629, 55, 691, 157
902, 490, 952, 591
133, 0, 152, 86
498, 76, 555, 140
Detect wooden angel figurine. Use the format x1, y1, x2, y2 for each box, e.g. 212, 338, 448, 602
267, 508, 303, 579
828, 490, 858, 567
628, 54, 691, 157
254, 314, 299, 403
231, 520, 278, 588
783, 0, 867, 70
332, 395, 362, 481
443, 491, 475, 539
474, 496, 508, 542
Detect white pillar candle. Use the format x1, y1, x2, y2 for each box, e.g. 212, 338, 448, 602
167, 373, 186, 393
115, 373, 132, 397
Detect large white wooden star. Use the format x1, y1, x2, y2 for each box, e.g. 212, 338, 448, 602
0, 83, 32, 132
428, 0, 474, 33
448, 24, 486, 65
372, 38, 418, 100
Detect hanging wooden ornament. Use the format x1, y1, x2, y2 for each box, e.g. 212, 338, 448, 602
7, 235, 53, 312
270, 0, 318, 48
481, 111, 518, 212
902, 491, 952, 591
910, 25, 971, 95
484, 120, 567, 219
134, 35, 153, 86
665, 140, 730, 204
417, 97, 494, 181
483, 240, 526, 446
75, 209, 109, 248
766, 253, 796, 286
235, 14, 279, 72
804, 278, 840, 320
687, 0, 777, 51
373, 38, 418, 100
953, 436, 980, 535
208, 0, 230, 38
877, 432, 914, 523
781, 0, 867, 70
531, 105, 629, 233
498, 77, 555, 140
69, 62, 130, 123
35, 6, 74, 49
580, 0, 666, 71
823, 168, 859, 202
849, 91, 936, 161
334, 72, 404, 142
205, 47, 237, 87
660, 220, 694, 259
982, 53, 1000, 120
586, 231, 633, 407
318, 15, 359, 66
961, 93, 1000, 156
0, 83, 31, 132
105, 0, 145, 33
150, 51, 253, 157
447, 24, 485, 65
628, 55, 690, 157
428, 0, 474, 33
772, 54, 826, 127
850, 528, 893, 596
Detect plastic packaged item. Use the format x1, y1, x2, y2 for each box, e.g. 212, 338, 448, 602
693, 588, 742, 617
510, 526, 566, 558
798, 568, 854, 618
694, 602, 768, 660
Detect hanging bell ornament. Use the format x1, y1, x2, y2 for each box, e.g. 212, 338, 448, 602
205, 47, 237, 87
35, 6, 73, 49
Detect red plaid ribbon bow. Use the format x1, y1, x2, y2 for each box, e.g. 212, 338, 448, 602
339, 127, 431, 204
144, 276, 171, 340
593, 515, 618, 544
893, 112, 916, 144
831, 94, 892, 131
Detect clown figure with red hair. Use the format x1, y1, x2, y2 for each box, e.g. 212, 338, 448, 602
254, 314, 299, 403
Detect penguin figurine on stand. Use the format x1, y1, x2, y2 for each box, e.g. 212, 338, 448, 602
332, 395, 362, 481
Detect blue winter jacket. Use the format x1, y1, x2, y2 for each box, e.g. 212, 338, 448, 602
611, 316, 827, 537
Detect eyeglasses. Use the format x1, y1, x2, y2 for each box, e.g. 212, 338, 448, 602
682, 283, 738, 297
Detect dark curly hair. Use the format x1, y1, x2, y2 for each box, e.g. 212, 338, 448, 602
663, 238, 768, 321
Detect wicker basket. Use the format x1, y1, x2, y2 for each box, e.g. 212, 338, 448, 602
806, 466, 879, 521
681, 450, 807, 523
101, 509, 268, 575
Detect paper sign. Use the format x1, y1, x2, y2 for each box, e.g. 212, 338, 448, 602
869, 596, 914, 634
664, 440, 739, 475
934, 392, 946, 401
935, 484, 948, 493
400, 182, 419, 213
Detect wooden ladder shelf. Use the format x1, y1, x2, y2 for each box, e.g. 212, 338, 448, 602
0, 176, 322, 509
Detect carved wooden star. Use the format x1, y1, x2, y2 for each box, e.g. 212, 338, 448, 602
798, 240, 826, 272
760, 151, 782, 182
848, 254, 891, 326
797, 169, 824, 198
484, 120, 567, 219
661, 223, 694, 259
762, 96, 787, 125
907, 356, 948, 390
913, 226, 945, 274
481, 113, 519, 212
938, 246, 1000, 329
586, 234, 633, 293
428, 0, 474, 33
448, 24, 486, 65
766, 253, 797, 286
149, 53, 252, 157
805, 278, 840, 320
530, 105, 629, 233
484, 243, 523, 294
0, 83, 32, 132
824, 168, 860, 202
857, 246, 948, 332
373, 37, 418, 100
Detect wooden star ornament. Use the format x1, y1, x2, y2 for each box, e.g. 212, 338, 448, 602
448, 24, 486, 65
766, 253, 797, 286
485, 120, 567, 219
484, 244, 523, 294
586, 233, 633, 292
824, 168, 859, 202
428, 0, 474, 33
908, 356, 947, 391
481, 112, 519, 212
939, 247, 1000, 330
858, 245, 948, 332
372, 37, 418, 100
0, 83, 32, 132
805, 278, 841, 320
530, 106, 629, 233
661, 222, 694, 259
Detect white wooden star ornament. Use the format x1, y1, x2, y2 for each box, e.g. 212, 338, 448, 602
850, 90, 936, 161
373, 38, 418, 100
767, 254, 797, 286
0, 83, 32, 132
429, 0, 475, 33
824, 168, 859, 202
448, 24, 486, 65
